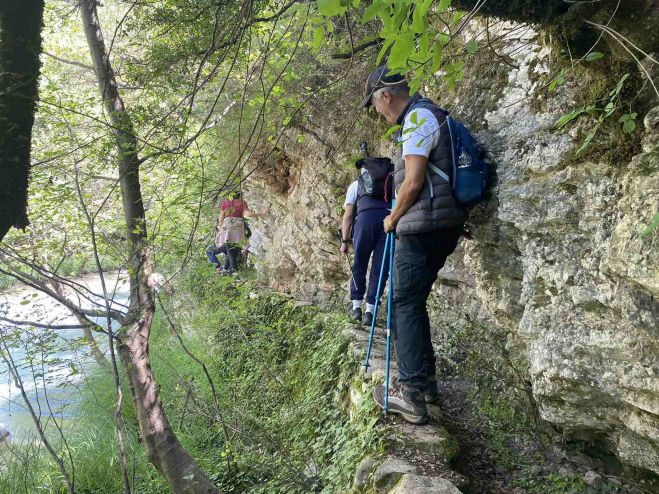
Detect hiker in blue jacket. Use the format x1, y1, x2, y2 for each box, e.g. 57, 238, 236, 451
340, 160, 392, 327
361, 67, 467, 425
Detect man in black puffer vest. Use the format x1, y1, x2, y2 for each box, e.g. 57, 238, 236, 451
360, 67, 467, 424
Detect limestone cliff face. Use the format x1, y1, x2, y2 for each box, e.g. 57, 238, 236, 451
245, 21, 659, 476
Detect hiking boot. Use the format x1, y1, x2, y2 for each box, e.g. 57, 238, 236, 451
362, 311, 373, 327
373, 384, 428, 424
425, 377, 440, 405
350, 307, 362, 323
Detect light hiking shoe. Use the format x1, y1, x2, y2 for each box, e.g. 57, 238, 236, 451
362, 311, 373, 327
350, 307, 363, 323
373, 384, 428, 424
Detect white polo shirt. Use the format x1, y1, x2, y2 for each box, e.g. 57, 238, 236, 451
343, 180, 359, 207
400, 108, 441, 158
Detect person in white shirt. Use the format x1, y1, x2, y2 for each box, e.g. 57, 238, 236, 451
340, 163, 392, 326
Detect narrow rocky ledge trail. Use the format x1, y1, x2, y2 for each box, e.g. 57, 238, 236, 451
341, 323, 658, 494
345, 323, 467, 494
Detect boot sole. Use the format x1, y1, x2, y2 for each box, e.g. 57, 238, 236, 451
386, 407, 428, 425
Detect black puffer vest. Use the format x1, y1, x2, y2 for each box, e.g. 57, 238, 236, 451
393, 94, 467, 235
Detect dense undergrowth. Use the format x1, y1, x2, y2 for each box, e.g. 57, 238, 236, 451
0, 264, 382, 493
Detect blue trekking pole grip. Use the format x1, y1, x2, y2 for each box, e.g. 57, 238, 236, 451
363, 232, 391, 371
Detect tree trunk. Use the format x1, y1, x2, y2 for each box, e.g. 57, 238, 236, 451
79, 1, 219, 492
0, 0, 45, 241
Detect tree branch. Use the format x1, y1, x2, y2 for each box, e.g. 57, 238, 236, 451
0, 263, 126, 323
0, 316, 99, 331
331, 38, 382, 59
43, 50, 94, 71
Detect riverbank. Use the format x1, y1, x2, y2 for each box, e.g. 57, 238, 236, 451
0, 271, 129, 445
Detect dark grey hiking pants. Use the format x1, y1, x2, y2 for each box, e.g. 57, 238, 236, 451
392, 226, 462, 391
216, 243, 242, 273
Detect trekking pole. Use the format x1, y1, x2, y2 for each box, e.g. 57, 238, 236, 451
363, 231, 391, 371
383, 217, 395, 415
344, 251, 359, 297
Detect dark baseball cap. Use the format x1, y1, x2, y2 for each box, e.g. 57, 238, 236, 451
359, 66, 407, 109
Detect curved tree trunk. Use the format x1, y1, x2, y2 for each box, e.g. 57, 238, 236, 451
79, 1, 219, 492
0, 0, 44, 242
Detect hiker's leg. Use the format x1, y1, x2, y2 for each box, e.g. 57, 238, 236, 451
392, 233, 436, 392
419, 227, 463, 377
206, 245, 218, 264
214, 244, 229, 271
366, 229, 389, 304
366, 214, 389, 307
351, 217, 375, 304
227, 244, 241, 273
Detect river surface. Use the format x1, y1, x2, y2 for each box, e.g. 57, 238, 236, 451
0, 272, 129, 444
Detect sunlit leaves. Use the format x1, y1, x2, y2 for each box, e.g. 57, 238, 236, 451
312, 26, 324, 50
388, 31, 414, 68
317, 0, 346, 16
319, 0, 458, 93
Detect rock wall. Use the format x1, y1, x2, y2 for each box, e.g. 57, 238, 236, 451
245, 20, 659, 477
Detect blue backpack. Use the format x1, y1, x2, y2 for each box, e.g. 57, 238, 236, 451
412, 100, 491, 208
446, 116, 491, 207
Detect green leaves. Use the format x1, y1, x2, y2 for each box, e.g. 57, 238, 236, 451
465, 39, 479, 55
444, 62, 464, 92
381, 124, 401, 139
411, 3, 428, 33
576, 125, 599, 155
619, 113, 637, 133
317, 0, 346, 16
555, 106, 595, 128
643, 212, 659, 236
548, 70, 566, 92
609, 73, 629, 98
555, 73, 635, 155
312, 27, 324, 50
362, 1, 386, 23
389, 31, 414, 68
584, 51, 604, 62
357, 0, 454, 82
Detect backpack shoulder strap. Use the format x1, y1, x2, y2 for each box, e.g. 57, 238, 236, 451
406, 97, 455, 188
428, 162, 450, 183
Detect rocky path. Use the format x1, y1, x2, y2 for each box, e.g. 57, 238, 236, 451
345, 323, 468, 493
342, 323, 658, 494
